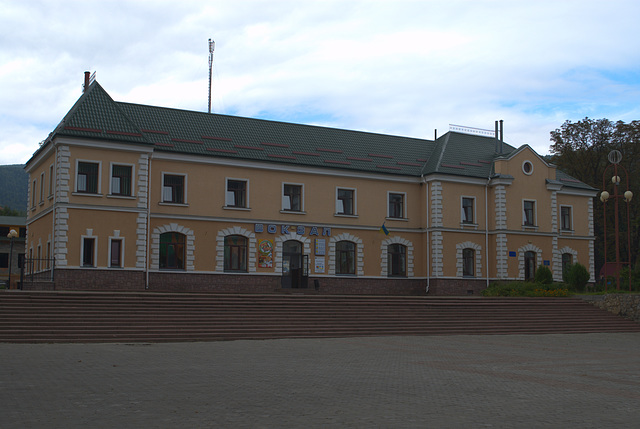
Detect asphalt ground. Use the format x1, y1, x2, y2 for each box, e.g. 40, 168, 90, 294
1, 333, 639, 428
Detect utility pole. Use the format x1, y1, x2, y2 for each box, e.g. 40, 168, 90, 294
208, 38, 215, 113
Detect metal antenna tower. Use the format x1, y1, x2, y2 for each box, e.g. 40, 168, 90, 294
208, 38, 215, 113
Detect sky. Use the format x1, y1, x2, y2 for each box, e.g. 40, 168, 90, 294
2, 0, 640, 165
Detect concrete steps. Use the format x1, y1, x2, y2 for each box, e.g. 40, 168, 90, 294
1, 291, 639, 343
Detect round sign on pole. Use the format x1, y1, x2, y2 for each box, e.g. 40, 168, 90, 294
608, 150, 622, 164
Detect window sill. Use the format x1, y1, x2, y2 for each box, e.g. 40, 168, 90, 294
560, 229, 575, 235
72, 192, 103, 197
159, 202, 189, 207
460, 222, 478, 229
334, 213, 358, 218
522, 225, 538, 231
386, 217, 409, 222
107, 194, 136, 200
224, 206, 251, 211
280, 210, 306, 215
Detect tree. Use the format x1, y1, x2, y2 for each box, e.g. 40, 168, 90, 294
0, 206, 25, 217
549, 118, 639, 277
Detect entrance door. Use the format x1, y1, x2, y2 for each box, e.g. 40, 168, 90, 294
524, 251, 536, 281
281, 240, 308, 288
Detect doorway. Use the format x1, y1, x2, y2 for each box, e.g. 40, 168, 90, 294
524, 251, 536, 281
281, 240, 308, 288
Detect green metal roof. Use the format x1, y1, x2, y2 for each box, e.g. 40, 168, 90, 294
40, 80, 593, 190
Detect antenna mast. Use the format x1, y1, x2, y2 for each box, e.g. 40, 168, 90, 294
208, 38, 215, 113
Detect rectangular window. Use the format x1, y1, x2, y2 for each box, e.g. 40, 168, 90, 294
77, 161, 99, 193
388, 192, 405, 219
560, 206, 572, 231
283, 184, 303, 212
39, 172, 45, 203
226, 179, 247, 208
111, 164, 132, 196
49, 164, 54, 197
82, 237, 95, 267
462, 197, 475, 224
31, 180, 36, 208
0, 253, 8, 269
336, 188, 355, 215
110, 239, 122, 268
523, 200, 536, 226
163, 174, 185, 204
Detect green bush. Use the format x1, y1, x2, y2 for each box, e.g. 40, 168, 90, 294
565, 263, 590, 292
482, 281, 569, 297
534, 265, 553, 284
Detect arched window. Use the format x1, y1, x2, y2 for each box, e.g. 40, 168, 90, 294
524, 251, 536, 281
160, 232, 185, 270
336, 241, 356, 275
224, 235, 248, 272
388, 243, 407, 277
463, 248, 475, 277
562, 253, 573, 280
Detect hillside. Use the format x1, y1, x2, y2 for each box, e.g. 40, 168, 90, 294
0, 164, 28, 213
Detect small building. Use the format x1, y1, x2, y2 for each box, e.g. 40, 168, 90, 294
0, 216, 26, 289
23, 76, 597, 294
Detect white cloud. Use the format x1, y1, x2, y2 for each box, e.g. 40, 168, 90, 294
2, 0, 640, 164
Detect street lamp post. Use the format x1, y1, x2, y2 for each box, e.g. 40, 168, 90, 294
600, 150, 633, 291
6, 228, 18, 289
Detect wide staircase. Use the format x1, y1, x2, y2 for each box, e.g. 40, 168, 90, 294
1, 291, 639, 343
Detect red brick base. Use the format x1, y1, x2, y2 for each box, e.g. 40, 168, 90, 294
49, 269, 490, 296
427, 278, 489, 296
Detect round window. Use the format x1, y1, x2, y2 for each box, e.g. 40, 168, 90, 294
522, 161, 533, 175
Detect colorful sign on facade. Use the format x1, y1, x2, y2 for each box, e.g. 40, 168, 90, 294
258, 239, 274, 268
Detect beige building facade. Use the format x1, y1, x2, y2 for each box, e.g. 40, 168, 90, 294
24, 78, 597, 295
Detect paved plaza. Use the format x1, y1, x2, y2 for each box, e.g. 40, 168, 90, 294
1, 333, 639, 428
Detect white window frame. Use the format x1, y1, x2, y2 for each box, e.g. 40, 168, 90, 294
522, 160, 534, 175
108, 234, 125, 268
560, 205, 573, 232
48, 163, 54, 199
39, 172, 45, 204
80, 234, 98, 268
75, 159, 102, 195
31, 179, 36, 209
523, 199, 537, 227
225, 177, 250, 209
461, 196, 476, 225
281, 182, 305, 213
109, 162, 136, 197
387, 191, 407, 219
335, 187, 357, 216
161, 172, 188, 205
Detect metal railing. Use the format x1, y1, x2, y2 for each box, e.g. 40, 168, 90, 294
20, 258, 55, 287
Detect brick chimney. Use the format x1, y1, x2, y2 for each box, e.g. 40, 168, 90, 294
83, 71, 91, 93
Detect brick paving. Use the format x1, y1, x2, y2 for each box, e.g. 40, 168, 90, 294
1, 333, 639, 428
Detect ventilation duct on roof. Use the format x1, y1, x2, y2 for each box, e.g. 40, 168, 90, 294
495, 120, 504, 154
